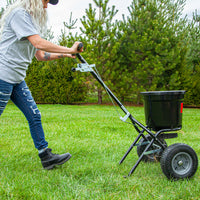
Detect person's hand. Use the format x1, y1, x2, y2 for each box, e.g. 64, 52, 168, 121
66, 54, 76, 59
71, 42, 83, 54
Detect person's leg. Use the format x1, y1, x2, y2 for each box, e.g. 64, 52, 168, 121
10, 80, 48, 150
10, 81, 71, 169
0, 79, 13, 116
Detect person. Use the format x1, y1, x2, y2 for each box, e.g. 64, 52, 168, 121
0, 0, 83, 170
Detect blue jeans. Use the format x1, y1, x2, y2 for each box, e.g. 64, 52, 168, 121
0, 79, 48, 150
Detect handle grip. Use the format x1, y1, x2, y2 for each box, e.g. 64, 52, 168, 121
77, 43, 83, 51
76, 43, 87, 63
72, 42, 83, 57
71, 43, 87, 72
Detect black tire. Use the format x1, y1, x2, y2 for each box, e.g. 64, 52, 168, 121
137, 135, 167, 162
160, 143, 198, 180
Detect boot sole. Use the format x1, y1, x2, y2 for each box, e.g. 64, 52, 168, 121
44, 154, 72, 170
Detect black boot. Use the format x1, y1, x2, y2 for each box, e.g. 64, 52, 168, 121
39, 148, 71, 170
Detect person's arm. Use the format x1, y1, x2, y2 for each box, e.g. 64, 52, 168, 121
35, 50, 76, 61
27, 34, 82, 54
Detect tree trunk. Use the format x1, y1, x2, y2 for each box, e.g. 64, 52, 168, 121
98, 89, 102, 104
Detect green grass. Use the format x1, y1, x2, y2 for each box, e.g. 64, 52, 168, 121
0, 103, 199, 200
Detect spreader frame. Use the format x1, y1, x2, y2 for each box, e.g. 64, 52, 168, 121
72, 53, 198, 179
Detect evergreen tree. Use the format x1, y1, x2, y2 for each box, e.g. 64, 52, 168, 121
80, 0, 119, 104
117, 0, 188, 104
183, 10, 200, 105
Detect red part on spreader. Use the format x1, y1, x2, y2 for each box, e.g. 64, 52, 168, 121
180, 102, 183, 113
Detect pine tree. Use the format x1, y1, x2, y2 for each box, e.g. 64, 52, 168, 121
80, 0, 119, 104
117, 0, 188, 104
183, 10, 200, 105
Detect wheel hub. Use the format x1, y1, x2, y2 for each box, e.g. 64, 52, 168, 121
178, 160, 183, 166
172, 152, 192, 175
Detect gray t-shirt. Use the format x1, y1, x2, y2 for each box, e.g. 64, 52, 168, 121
0, 7, 39, 84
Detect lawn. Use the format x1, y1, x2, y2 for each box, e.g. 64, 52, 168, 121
0, 103, 199, 199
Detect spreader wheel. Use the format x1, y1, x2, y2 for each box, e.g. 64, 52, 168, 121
137, 135, 167, 162
160, 143, 198, 180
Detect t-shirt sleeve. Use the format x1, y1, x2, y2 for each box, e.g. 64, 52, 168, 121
10, 9, 39, 40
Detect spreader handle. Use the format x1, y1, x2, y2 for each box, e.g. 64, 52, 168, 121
71, 53, 87, 72
77, 42, 83, 51
76, 43, 86, 63
71, 43, 86, 72
76, 53, 87, 64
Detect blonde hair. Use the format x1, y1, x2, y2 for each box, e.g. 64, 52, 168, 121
0, 0, 48, 40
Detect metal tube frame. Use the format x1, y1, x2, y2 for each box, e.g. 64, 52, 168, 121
74, 53, 180, 176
